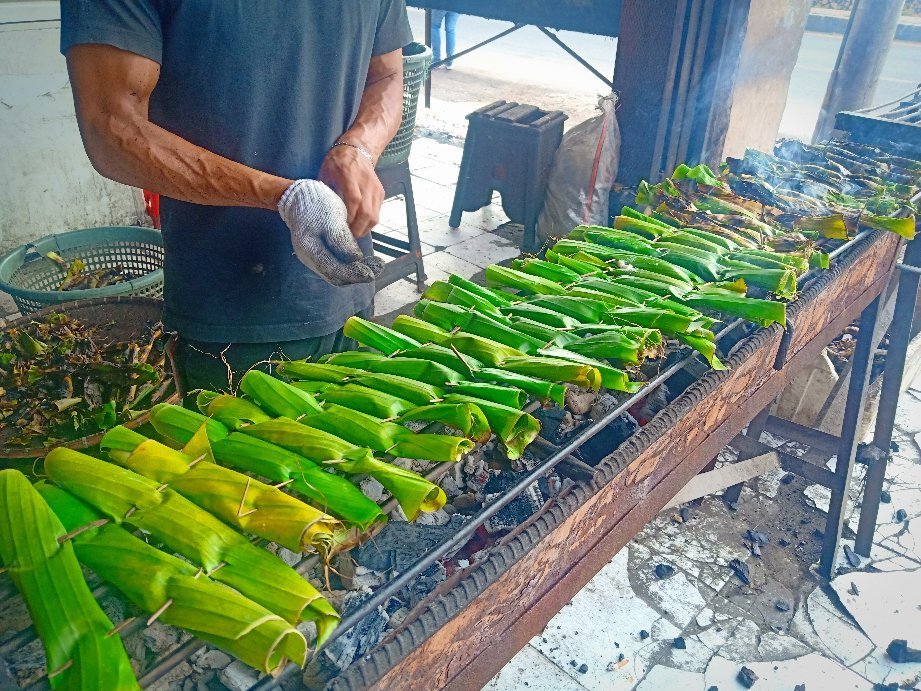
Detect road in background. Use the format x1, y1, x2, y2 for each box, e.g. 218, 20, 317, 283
409, 8, 920, 142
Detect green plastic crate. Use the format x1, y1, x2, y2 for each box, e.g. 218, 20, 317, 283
0, 226, 164, 314
377, 42, 433, 169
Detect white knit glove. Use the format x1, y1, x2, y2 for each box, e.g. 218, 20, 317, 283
278, 179, 384, 286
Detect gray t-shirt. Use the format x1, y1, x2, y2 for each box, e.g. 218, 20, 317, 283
60, 1, 412, 343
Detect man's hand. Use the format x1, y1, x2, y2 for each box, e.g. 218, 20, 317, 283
318, 144, 384, 238
279, 179, 384, 287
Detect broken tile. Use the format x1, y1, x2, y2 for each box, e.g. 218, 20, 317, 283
635, 665, 705, 690
715, 619, 762, 663
830, 569, 921, 649
757, 632, 812, 660
417, 217, 486, 248
485, 644, 586, 691
644, 572, 708, 630
374, 278, 424, 318
704, 653, 868, 690
420, 251, 482, 283
696, 609, 715, 628
801, 586, 874, 666
849, 643, 921, 688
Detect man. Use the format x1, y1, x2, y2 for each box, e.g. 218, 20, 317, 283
60, 1, 412, 393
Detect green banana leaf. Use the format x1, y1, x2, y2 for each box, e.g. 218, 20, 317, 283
474, 368, 567, 406
511, 257, 581, 284
444, 381, 528, 408
505, 316, 582, 347
391, 314, 451, 345
442, 394, 540, 460
675, 332, 728, 371
499, 356, 602, 391
398, 403, 492, 443
38, 484, 309, 673
447, 274, 515, 306
525, 295, 609, 323
0, 470, 139, 690
442, 333, 527, 367
325, 350, 466, 387
722, 268, 798, 300
317, 382, 416, 419
499, 303, 582, 328
396, 344, 486, 375
537, 348, 644, 393
238, 370, 323, 419
343, 316, 421, 354
423, 281, 503, 315
485, 264, 567, 295
680, 294, 787, 327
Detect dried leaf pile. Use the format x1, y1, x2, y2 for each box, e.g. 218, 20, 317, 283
0, 313, 170, 448
46, 251, 132, 291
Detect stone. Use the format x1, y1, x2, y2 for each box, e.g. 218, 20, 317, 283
737, 666, 758, 688
219, 660, 259, 691
655, 563, 675, 579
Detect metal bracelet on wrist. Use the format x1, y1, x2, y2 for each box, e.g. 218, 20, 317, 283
331, 140, 374, 164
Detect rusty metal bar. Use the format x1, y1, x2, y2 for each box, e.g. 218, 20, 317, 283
762, 415, 842, 456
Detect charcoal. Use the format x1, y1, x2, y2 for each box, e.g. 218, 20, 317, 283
737, 666, 758, 688
401, 563, 446, 608
775, 600, 790, 612
673, 637, 686, 649
849, 582, 860, 596
578, 663, 589, 674
873, 683, 899, 690
639, 630, 650, 640
843, 544, 861, 567
895, 509, 908, 522
534, 406, 570, 443
324, 591, 391, 671
575, 412, 639, 466
778, 538, 791, 547
679, 507, 692, 522
887, 639, 921, 663
880, 490, 892, 503
483, 469, 546, 533
794, 685, 805, 691
780, 473, 796, 484
655, 563, 675, 580
728, 558, 751, 585
353, 514, 466, 572
745, 530, 769, 546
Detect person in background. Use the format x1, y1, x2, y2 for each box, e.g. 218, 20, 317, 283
431, 10, 460, 69
60, 1, 412, 396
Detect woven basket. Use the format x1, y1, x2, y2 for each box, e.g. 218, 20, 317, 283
378, 42, 433, 169
0, 296, 178, 460
0, 226, 164, 315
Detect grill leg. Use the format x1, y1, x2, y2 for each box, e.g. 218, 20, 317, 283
855, 237, 921, 556
401, 167, 428, 291
723, 406, 771, 506
820, 296, 881, 578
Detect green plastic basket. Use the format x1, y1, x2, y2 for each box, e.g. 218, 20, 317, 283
0, 226, 164, 315
377, 42, 433, 169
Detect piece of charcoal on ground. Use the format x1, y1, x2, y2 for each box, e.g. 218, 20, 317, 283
534, 406, 577, 445
679, 507, 692, 522
849, 582, 860, 596
655, 563, 675, 580
728, 558, 751, 585
781, 472, 795, 484
887, 639, 921, 663
778, 538, 791, 547
895, 509, 908, 522
813, 529, 824, 540
775, 600, 790, 612
737, 666, 758, 688
673, 637, 686, 649
745, 529, 769, 545
794, 685, 805, 691
843, 544, 861, 567
574, 412, 639, 466
578, 663, 588, 674
639, 630, 650, 640
873, 683, 899, 690
880, 490, 892, 503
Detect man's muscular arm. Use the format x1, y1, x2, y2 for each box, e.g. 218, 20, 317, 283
66, 43, 292, 210
319, 48, 404, 237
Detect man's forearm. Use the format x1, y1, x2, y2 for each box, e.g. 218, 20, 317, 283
336, 53, 404, 162
81, 115, 292, 210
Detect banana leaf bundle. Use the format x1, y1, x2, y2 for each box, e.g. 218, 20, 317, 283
442, 393, 539, 460
100, 425, 342, 553
0, 469, 139, 690
43, 447, 341, 643
38, 484, 308, 672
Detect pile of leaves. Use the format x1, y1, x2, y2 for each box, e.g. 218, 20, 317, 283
0, 313, 171, 448
46, 251, 132, 290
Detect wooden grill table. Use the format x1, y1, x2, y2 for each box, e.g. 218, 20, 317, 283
323, 227, 906, 691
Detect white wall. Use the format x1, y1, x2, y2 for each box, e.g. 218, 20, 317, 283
0, 1, 145, 254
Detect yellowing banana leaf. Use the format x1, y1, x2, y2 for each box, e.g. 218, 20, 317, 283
38, 484, 309, 672
442, 394, 540, 460
680, 294, 786, 328
100, 426, 342, 553
423, 280, 503, 315
485, 264, 567, 296
275, 361, 360, 383
447, 273, 515, 306
499, 356, 603, 391
391, 314, 451, 345
343, 316, 421, 354
325, 350, 466, 387
43, 448, 340, 642
511, 257, 581, 284
397, 403, 492, 443
317, 382, 416, 419
209, 433, 384, 529
537, 348, 644, 393
239, 370, 322, 419
723, 268, 798, 300
444, 381, 528, 408
0, 470, 139, 690
206, 394, 273, 430
237, 418, 444, 519
396, 344, 486, 375
862, 214, 917, 240
442, 332, 526, 367
793, 214, 849, 239
151, 402, 230, 444
474, 367, 567, 406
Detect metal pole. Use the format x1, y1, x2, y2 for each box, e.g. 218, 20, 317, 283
812, 0, 907, 142
820, 296, 881, 578
854, 236, 921, 555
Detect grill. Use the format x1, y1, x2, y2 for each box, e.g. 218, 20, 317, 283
835, 84, 921, 154
0, 149, 915, 689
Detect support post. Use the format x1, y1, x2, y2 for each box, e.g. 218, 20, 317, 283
812, 0, 907, 143
854, 237, 921, 555
722, 405, 771, 506
820, 296, 882, 578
